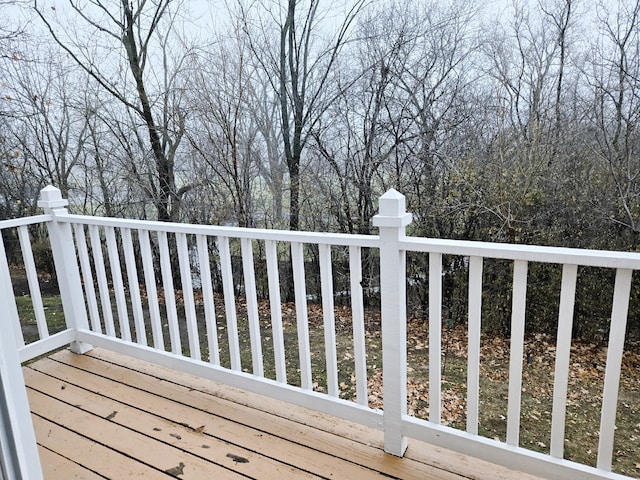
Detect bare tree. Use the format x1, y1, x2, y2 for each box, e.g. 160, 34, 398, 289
249, 70, 287, 227
313, 2, 408, 234
539, 0, 576, 137
588, 0, 640, 241
475, 0, 574, 242
186, 27, 258, 227
241, 0, 368, 230
1, 49, 95, 211
78, 88, 146, 217
34, 0, 193, 221
0, 1, 28, 52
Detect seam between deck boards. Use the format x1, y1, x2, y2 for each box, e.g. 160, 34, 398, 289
60, 350, 468, 480
27, 349, 542, 480
26, 356, 416, 476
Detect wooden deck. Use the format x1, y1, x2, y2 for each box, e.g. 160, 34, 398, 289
23, 348, 543, 479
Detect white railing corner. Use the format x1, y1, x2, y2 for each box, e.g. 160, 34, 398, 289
38, 186, 92, 354
0, 307, 44, 480
373, 189, 412, 457
0, 234, 43, 479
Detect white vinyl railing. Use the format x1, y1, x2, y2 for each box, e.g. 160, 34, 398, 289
1, 185, 639, 480
0, 214, 49, 480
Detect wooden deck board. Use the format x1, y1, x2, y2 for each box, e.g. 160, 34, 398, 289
36, 445, 105, 480
24, 348, 543, 479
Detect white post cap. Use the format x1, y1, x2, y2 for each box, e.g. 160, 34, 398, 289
372, 189, 412, 228
37, 185, 69, 209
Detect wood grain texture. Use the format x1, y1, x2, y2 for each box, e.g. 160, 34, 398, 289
25, 348, 543, 480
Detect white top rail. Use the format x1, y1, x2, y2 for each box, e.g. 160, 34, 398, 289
56, 214, 640, 269
5, 204, 638, 271
402, 237, 640, 269
0, 215, 52, 230
60, 214, 380, 247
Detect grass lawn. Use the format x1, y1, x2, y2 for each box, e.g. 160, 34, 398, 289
14, 295, 67, 336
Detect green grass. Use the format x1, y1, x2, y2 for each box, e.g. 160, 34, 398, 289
15, 295, 67, 337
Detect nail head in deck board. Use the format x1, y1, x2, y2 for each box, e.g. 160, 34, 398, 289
27, 348, 543, 480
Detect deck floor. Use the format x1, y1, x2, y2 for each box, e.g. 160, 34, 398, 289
23, 348, 542, 479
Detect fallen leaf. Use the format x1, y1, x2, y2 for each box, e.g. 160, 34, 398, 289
226, 453, 249, 464
164, 462, 185, 477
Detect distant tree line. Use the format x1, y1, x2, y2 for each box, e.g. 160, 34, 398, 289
1, 0, 640, 339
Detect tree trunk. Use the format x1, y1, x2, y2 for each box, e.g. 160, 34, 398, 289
122, 0, 175, 222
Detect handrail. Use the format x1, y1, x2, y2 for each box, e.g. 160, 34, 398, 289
402, 236, 640, 269
0, 214, 52, 230
57, 213, 381, 247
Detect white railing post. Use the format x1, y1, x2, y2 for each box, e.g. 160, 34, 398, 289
38, 186, 92, 354
0, 321, 44, 480
0, 231, 43, 479
373, 189, 412, 457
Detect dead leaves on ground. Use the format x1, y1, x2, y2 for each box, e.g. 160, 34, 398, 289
363, 320, 640, 450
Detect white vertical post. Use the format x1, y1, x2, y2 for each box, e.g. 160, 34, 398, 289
0, 229, 43, 478
466, 255, 483, 434
139, 230, 164, 349
73, 224, 102, 334
506, 260, 528, 446
597, 268, 633, 471
291, 241, 312, 390
319, 243, 338, 397
121, 228, 147, 345
197, 235, 219, 365
372, 189, 412, 457
158, 231, 181, 355
105, 226, 131, 342
177, 232, 201, 360
89, 224, 115, 336
550, 263, 577, 458
265, 240, 286, 383
0, 291, 44, 480
349, 246, 368, 406
1, 231, 25, 349
17, 226, 49, 340
218, 237, 241, 370
428, 252, 442, 424
38, 185, 92, 354
240, 238, 263, 376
